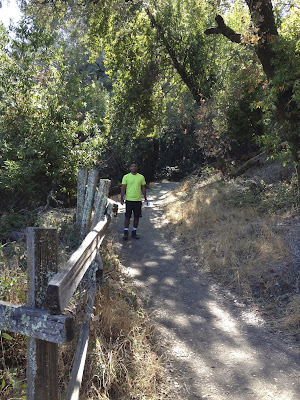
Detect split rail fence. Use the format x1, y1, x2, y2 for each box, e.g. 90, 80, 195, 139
0, 168, 118, 400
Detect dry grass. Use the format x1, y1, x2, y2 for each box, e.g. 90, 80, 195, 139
79, 241, 164, 400
281, 294, 300, 330
1, 241, 164, 398
0, 213, 164, 399
165, 175, 291, 299
0, 243, 27, 399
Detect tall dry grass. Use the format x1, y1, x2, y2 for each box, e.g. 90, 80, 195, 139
0, 243, 27, 399
165, 175, 290, 298
78, 241, 164, 400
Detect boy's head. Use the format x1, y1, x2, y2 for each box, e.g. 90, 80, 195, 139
129, 161, 138, 174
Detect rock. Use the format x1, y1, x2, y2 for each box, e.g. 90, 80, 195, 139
9, 230, 26, 242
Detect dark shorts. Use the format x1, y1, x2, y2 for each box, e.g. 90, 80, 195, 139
125, 201, 142, 219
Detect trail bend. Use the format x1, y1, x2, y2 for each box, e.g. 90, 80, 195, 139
109, 181, 300, 400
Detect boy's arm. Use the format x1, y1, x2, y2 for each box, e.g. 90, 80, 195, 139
121, 184, 126, 205
141, 185, 147, 202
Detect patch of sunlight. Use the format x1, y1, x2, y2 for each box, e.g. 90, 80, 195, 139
154, 243, 176, 254
153, 240, 165, 246
229, 348, 258, 362
126, 267, 142, 278
144, 261, 159, 267
167, 194, 178, 202
189, 314, 207, 323
173, 314, 191, 328
165, 299, 177, 308
146, 276, 158, 284
171, 342, 193, 359
161, 254, 175, 261
211, 340, 259, 369
207, 301, 239, 334
251, 379, 298, 400
163, 277, 176, 286
157, 190, 170, 200
241, 310, 264, 326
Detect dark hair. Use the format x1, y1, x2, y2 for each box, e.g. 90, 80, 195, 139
130, 161, 138, 166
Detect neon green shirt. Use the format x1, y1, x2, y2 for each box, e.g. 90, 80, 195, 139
122, 173, 146, 201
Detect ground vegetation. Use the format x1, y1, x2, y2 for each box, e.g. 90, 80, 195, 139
165, 166, 299, 333
0, 211, 165, 399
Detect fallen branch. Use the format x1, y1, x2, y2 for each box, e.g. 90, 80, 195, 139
228, 152, 266, 178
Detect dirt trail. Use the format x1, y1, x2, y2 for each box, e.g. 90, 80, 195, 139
109, 182, 300, 400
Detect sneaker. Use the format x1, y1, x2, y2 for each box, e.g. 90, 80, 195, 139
123, 230, 129, 240
132, 230, 140, 240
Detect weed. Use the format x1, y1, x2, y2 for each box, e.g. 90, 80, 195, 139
281, 294, 300, 332
0, 244, 27, 304
0, 210, 38, 243
0, 242, 28, 398
222, 176, 297, 213
0, 331, 27, 399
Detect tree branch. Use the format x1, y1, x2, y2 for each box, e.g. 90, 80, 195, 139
146, 8, 203, 105
204, 15, 242, 44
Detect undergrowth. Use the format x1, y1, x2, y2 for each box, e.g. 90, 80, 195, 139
165, 171, 299, 332
0, 212, 164, 399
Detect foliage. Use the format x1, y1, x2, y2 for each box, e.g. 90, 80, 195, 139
0, 210, 36, 243
2, 0, 300, 203
256, 5, 300, 162
85, 0, 218, 138
0, 20, 108, 210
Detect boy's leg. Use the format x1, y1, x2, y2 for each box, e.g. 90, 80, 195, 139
133, 217, 139, 229
132, 202, 142, 239
123, 217, 130, 240
123, 202, 132, 240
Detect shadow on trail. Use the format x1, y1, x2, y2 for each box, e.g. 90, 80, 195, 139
110, 182, 300, 400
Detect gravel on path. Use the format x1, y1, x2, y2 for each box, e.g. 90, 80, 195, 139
109, 182, 300, 400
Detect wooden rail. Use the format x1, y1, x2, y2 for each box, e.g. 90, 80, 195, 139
0, 301, 73, 343
45, 217, 110, 314
0, 169, 118, 400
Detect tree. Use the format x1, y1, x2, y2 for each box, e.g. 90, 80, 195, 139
84, 0, 218, 132
0, 19, 108, 209
26, 0, 300, 197
205, 0, 300, 197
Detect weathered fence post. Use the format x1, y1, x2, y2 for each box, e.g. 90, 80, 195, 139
92, 179, 111, 228
76, 168, 88, 226
26, 228, 59, 400
80, 169, 99, 240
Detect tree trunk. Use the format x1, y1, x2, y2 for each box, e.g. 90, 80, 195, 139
205, 1, 300, 199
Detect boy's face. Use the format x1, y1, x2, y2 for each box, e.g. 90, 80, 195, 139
130, 163, 138, 174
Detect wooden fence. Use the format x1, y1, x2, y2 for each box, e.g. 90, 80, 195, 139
0, 169, 118, 400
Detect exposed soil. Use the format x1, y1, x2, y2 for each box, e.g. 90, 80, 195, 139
109, 182, 300, 400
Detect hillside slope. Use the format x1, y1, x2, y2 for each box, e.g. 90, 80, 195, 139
109, 176, 300, 400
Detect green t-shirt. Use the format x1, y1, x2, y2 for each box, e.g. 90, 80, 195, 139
122, 173, 146, 201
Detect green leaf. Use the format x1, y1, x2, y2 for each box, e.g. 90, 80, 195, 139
2, 332, 13, 341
